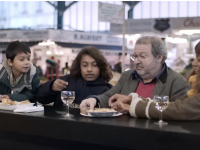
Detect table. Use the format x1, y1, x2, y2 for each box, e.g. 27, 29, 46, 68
0, 106, 199, 150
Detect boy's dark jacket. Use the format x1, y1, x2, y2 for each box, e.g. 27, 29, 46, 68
0, 60, 40, 102
35, 75, 112, 107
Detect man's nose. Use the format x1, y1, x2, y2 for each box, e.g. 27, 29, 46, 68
134, 57, 141, 64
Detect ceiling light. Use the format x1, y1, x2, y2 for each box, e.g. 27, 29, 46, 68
59, 51, 64, 55
39, 40, 55, 46
166, 37, 187, 44
179, 30, 200, 35
112, 34, 130, 38
46, 51, 52, 55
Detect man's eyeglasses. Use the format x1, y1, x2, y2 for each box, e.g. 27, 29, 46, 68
130, 54, 147, 62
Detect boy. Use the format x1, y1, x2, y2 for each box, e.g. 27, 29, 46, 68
0, 41, 40, 102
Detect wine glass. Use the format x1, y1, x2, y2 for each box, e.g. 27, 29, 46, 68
153, 95, 169, 125
61, 91, 75, 118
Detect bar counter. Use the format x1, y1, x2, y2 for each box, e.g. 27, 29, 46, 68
0, 106, 199, 150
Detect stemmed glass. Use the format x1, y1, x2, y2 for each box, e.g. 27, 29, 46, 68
153, 95, 169, 125
61, 91, 75, 118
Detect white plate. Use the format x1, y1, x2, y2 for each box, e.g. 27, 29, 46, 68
88, 112, 116, 117
80, 112, 123, 117
0, 103, 35, 111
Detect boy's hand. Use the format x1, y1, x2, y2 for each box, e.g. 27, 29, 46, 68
52, 79, 68, 92
1, 95, 10, 100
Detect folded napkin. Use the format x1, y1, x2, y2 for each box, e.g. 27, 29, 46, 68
13, 105, 44, 113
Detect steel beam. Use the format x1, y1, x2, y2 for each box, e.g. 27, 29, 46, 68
46, 1, 77, 29
123, 1, 140, 18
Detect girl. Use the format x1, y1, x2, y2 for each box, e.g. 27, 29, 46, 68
36, 46, 113, 107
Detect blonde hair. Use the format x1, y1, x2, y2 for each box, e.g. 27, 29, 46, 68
188, 41, 200, 94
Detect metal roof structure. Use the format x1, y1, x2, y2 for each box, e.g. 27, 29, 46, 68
46, 1, 140, 29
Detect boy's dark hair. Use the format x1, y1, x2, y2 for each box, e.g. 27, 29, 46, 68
70, 46, 113, 82
6, 41, 31, 61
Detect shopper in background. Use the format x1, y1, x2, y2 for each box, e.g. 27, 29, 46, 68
114, 61, 122, 73
109, 65, 121, 86
183, 58, 194, 79
45, 58, 57, 80
62, 62, 70, 75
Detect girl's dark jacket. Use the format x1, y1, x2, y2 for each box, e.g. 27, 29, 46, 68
35, 75, 112, 107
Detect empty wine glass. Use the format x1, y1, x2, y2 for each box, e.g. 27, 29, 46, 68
153, 95, 169, 125
61, 91, 75, 118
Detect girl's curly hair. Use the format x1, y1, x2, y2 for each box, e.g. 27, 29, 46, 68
70, 46, 113, 82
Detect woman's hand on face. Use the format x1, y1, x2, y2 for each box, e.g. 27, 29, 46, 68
52, 79, 68, 92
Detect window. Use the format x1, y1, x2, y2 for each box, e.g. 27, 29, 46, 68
169, 1, 178, 17
22, 1, 27, 14
178, 1, 187, 17
142, 1, 150, 18
160, 1, 168, 18
188, 1, 198, 17
134, 2, 142, 19
0, 1, 5, 16
36, 1, 42, 13
151, 1, 159, 18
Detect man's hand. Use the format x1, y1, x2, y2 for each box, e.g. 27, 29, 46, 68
112, 101, 130, 114
80, 98, 97, 113
109, 94, 132, 107
52, 79, 68, 92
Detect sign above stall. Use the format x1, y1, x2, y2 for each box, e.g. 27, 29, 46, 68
0, 30, 49, 42
172, 17, 200, 29
110, 16, 200, 35
0, 29, 124, 46
48, 30, 124, 46
98, 2, 124, 24
73, 34, 102, 41
110, 18, 172, 35
0, 30, 49, 41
